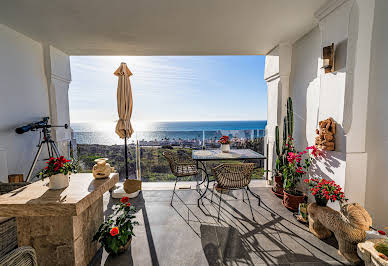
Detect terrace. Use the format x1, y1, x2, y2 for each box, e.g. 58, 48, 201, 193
0, 0, 388, 265
90, 188, 348, 265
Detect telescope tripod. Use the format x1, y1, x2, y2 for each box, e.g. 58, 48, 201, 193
26, 127, 61, 182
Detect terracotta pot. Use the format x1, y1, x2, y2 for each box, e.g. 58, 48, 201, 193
271, 187, 284, 198
283, 191, 305, 211
314, 196, 328, 207
274, 175, 283, 184
273, 182, 284, 195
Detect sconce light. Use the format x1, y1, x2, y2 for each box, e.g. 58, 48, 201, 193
322, 43, 335, 73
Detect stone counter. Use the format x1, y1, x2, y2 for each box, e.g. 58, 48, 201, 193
0, 173, 119, 266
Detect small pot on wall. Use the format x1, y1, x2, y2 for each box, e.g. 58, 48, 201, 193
48, 173, 69, 190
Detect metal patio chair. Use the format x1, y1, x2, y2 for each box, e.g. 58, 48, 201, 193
210, 163, 256, 221
163, 150, 199, 205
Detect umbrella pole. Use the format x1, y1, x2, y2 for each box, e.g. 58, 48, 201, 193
124, 133, 129, 180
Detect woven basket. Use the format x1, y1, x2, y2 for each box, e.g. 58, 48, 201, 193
0, 182, 30, 257
0, 218, 17, 258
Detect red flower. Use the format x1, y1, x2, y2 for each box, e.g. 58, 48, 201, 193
126, 202, 131, 207
110, 227, 119, 236
218, 136, 231, 144
121, 197, 129, 204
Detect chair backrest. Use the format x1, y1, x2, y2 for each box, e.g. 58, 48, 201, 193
162, 151, 177, 174
212, 163, 255, 189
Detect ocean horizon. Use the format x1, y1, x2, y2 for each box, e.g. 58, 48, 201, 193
72, 120, 267, 145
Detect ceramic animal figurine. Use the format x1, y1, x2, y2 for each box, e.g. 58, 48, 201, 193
308, 202, 372, 264
92, 158, 114, 179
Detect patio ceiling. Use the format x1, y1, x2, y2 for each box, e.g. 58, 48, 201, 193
0, 0, 329, 55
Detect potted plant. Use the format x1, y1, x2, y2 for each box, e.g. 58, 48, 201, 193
304, 177, 346, 206
38, 156, 75, 190
272, 158, 284, 197
282, 143, 321, 211
93, 197, 138, 255
218, 135, 231, 153
272, 97, 294, 197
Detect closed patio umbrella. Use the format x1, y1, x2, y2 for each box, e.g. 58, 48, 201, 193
114, 62, 134, 179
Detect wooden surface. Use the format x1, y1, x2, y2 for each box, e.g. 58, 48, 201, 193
8, 174, 24, 183
0, 173, 118, 217
192, 149, 266, 161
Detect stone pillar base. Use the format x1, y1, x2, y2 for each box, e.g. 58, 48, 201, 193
17, 197, 103, 266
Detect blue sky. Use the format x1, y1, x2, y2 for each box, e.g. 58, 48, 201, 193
69, 56, 267, 123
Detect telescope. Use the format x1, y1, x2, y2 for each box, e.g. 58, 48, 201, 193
15, 117, 68, 134
15, 117, 69, 182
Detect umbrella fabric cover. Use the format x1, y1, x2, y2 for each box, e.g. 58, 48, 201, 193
114, 63, 134, 138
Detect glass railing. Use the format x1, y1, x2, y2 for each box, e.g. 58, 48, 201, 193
74, 129, 265, 182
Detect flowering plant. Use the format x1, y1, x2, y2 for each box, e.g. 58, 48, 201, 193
93, 197, 138, 254
304, 178, 347, 203
218, 135, 231, 145
38, 156, 75, 179
282, 138, 321, 195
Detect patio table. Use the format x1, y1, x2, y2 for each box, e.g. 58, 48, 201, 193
0, 173, 118, 266
192, 149, 266, 206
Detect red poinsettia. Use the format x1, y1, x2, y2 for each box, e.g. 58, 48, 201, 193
218, 135, 231, 145
304, 178, 347, 202
38, 156, 74, 179
120, 196, 129, 204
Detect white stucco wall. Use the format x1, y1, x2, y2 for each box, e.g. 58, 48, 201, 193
289, 26, 321, 151
0, 24, 50, 181
0, 24, 72, 182
286, 1, 352, 192
364, 0, 388, 230
266, 0, 388, 228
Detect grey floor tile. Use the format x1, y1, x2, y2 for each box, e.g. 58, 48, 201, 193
92, 187, 351, 266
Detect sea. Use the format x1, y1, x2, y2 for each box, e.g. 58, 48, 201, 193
71, 120, 267, 145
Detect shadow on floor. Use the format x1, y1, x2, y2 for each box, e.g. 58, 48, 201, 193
91, 188, 347, 265
173, 189, 346, 265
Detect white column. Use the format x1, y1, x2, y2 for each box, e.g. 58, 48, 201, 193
43, 45, 72, 157
278, 43, 292, 124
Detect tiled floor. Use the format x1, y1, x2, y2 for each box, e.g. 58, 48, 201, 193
89, 187, 349, 266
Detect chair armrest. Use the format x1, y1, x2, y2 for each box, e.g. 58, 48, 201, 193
0, 246, 37, 266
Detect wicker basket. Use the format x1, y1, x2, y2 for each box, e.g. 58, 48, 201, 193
0, 182, 30, 257
0, 218, 17, 258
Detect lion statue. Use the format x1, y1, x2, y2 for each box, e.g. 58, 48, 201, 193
92, 158, 114, 179
308, 202, 372, 264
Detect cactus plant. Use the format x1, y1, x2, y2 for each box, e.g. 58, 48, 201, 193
275, 126, 280, 157
287, 97, 294, 138
272, 97, 295, 188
